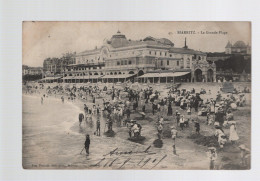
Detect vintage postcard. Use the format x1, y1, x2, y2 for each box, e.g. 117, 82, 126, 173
22, 21, 251, 170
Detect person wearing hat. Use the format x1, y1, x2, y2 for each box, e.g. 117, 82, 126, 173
215, 127, 227, 149
215, 107, 225, 126
127, 120, 135, 137
159, 116, 164, 125
229, 121, 239, 144
84, 134, 90, 156
179, 115, 185, 130
96, 116, 101, 136
157, 123, 163, 140
84, 104, 89, 120
207, 147, 217, 170
238, 144, 250, 167
171, 126, 178, 155
176, 111, 181, 126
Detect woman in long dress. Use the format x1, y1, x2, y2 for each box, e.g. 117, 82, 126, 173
229, 122, 239, 144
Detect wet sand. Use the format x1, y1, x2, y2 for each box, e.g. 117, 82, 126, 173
22, 93, 210, 169
22, 82, 251, 169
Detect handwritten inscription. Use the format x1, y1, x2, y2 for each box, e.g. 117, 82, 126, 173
89, 145, 167, 169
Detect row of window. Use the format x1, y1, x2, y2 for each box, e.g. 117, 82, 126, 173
149, 51, 173, 57
67, 66, 104, 71
116, 60, 132, 66
66, 71, 133, 77
158, 59, 191, 67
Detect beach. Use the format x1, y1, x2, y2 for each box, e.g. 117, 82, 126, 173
22, 82, 251, 169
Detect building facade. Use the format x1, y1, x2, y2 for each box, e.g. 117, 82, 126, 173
62, 31, 216, 83
23, 65, 43, 75
43, 52, 76, 77
225, 41, 251, 55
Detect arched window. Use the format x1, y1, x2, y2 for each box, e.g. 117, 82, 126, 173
114, 72, 117, 75
94, 72, 98, 75
118, 72, 122, 74
110, 72, 113, 75
129, 71, 134, 74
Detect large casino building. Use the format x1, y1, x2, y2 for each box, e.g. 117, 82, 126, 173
60, 31, 216, 84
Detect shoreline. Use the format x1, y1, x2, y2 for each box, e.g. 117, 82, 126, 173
22, 82, 251, 169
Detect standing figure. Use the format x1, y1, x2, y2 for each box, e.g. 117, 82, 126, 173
84, 134, 90, 156
79, 113, 84, 126
215, 127, 227, 149
194, 120, 200, 134
107, 116, 113, 131
179, 115, 185, 130
207, 147, 217, 170
157, 123, 163, 140
159, 116, 164, 125
96, 117, 101, 136
176, 111, 180, 126
168, 102, 173, 116
41, 97, 43, 105
84, 104, 88, 119
171, 126, 178, 155
229, 121, 239, 144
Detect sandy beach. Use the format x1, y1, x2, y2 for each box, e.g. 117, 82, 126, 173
22, 82, 251, 169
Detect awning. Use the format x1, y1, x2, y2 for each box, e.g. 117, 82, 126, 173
41, 77, 62, 80
172, 72, 190, 77
139, 71, 190, 78
102, 74, 135, 79
63, 76, 75, 80
63, 75, 104, 79
139, 73, 160, 78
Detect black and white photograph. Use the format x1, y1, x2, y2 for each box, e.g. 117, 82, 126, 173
22, 21, 251, 170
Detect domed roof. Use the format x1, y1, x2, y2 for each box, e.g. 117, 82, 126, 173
110, 31, 129, 48
233, 41, 246, 48
143, 36, 174, 46
111, 30, 127, 40
158, 38, 174, 46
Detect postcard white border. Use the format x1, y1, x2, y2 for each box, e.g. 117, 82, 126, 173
0, 0, 260, 180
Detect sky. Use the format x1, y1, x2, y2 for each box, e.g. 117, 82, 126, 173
23, 21, 251, 67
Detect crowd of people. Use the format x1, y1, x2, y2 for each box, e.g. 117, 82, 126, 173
23, 81, 251, 169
